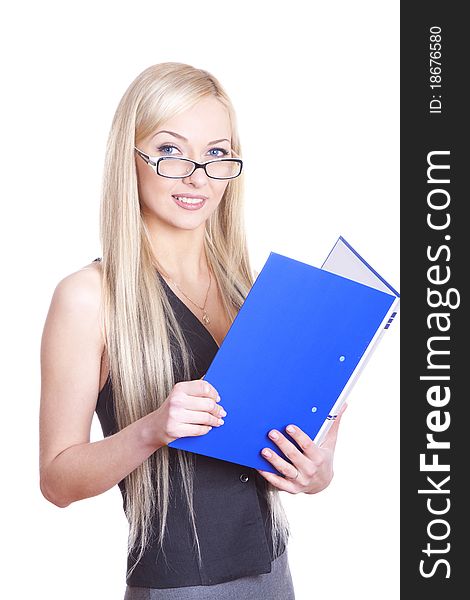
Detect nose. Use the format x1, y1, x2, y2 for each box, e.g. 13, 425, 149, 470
182, 164, 210, 186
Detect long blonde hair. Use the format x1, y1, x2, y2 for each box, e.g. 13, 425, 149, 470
98, 62, 290, 578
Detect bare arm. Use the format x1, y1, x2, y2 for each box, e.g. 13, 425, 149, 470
41, 416, 163, 508
39, 264, 161, 507
39, 263, 224, 508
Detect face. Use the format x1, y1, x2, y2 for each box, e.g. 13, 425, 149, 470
135, 96, 233, 232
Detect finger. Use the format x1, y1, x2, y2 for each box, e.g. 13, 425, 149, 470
178, 379, 221, 402
178, 422, 214, 437
181, 408, 226, 428
256, 468, 297, 493
320, 403, 348, 450
282, 424, 316, 458
184, 396, 227, 418
183, 395, 227, 417
262, 430, 310, 476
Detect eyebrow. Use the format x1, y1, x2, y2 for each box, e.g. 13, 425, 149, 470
153, 130, 231, 146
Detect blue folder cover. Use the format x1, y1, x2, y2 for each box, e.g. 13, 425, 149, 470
168, 241, 398, 474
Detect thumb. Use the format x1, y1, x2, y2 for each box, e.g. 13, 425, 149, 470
320, 402, 348, 450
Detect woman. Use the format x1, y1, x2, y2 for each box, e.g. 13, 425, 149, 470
39, 62, 345, 599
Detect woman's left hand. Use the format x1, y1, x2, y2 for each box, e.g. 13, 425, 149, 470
256, 404, 347, 495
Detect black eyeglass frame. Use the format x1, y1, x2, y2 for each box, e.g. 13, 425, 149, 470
134, 147, 243, 180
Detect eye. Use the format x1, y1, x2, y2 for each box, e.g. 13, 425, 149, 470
157, 144, 180, 155
208, 147, 230, 158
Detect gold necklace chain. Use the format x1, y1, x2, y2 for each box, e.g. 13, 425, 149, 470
156, 259, 212, 325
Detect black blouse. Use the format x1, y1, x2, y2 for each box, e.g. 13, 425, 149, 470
93, 263, 285, 588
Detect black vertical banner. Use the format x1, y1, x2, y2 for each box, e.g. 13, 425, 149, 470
401, 3, 467, 598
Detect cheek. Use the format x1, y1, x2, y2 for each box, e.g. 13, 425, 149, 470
137, 169, 174, 207
215, 181, 230, 202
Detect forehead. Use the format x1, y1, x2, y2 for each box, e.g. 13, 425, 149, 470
152, 96, 231, 144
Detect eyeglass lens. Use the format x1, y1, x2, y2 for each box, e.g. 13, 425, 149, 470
159, 158, 241, 179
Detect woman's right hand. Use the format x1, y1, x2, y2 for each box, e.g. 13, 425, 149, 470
148, 379, 227, 447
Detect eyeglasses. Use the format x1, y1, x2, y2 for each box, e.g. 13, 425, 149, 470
134, 147, 243, 180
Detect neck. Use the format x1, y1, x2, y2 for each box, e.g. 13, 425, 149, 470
144, 216, 210, 285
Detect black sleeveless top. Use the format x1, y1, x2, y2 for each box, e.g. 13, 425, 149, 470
93, 261, 285, 589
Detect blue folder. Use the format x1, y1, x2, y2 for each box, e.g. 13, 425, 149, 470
168, 237, 399, 474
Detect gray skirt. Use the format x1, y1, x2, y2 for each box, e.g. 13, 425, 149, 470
123, 549, 295, 600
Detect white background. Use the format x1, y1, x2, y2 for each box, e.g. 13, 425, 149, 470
1, 1, 400, 598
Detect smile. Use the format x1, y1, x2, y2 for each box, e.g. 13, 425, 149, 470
172, 195, 207, 210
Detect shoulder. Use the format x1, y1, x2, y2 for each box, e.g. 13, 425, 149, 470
45, 259, 105, 346
53, 259, 103, 309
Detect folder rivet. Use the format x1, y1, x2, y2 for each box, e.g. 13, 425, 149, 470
339, 355, 346, 362
311, 406, 318, 413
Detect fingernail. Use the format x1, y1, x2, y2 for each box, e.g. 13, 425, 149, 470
216, 395, 221, 403
286, 425, 295, 434
269, 430, 279, 440
262, 449, 272, 457
218, 418, 225, 425
220, 409, 227, 417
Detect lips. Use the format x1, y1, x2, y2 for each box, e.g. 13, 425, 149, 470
172, 194, 207, 201
172, 194, 208, 201
172, 195, 207, 210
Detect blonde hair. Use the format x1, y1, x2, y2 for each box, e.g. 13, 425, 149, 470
98, 62, 290, 578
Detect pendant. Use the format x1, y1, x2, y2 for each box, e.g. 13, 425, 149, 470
202, 311, 210, 325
